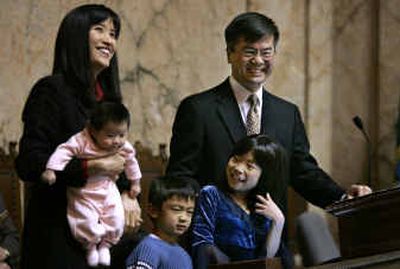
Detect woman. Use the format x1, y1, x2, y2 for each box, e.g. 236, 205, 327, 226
15, 4, 134, 268
192, 134, 290, 269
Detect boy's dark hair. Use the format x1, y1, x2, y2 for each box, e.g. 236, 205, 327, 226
148, 177, 199, 210
88, 102, 130, 131
225, 12, 280, 52
53, 4, 121, 105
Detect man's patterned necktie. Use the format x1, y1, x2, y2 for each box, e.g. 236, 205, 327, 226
246, 94, 260, 135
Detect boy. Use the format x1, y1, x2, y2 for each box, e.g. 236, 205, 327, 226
126, 177, 199, 269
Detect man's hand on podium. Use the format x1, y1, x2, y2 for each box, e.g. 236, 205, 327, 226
345, 184, 372, 199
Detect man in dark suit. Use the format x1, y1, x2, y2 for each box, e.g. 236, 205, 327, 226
166, 12, 371, 211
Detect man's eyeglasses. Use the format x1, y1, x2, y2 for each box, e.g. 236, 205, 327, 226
240, 47, 275, 59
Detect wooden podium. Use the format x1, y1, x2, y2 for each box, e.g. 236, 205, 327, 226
326, 186, 400, 259
208, 257, 282, 269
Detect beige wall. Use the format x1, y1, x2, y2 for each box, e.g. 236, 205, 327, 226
1, 0, 399, 199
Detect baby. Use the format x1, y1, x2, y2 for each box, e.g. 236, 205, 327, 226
42, 102, 142, 267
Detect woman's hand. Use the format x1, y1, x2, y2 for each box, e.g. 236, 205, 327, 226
121, 192, 143, 234
87, 153, 126, 181
128, 181, 141, 199
255, 193, 285, 226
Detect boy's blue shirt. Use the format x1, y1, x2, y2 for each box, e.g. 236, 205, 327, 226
125, 234, 192, 269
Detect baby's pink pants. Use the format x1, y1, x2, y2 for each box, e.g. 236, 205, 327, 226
67, 179, 124, 249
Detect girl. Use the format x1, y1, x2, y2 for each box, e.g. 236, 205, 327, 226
192, 134, 288, 269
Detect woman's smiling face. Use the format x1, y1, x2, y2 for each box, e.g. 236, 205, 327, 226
89, 18, 117, 76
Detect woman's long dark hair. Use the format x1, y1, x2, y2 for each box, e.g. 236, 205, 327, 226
52, 4, 122, 105
219, 134, 288, 212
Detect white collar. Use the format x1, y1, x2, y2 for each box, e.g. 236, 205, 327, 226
229, 76, 263, 105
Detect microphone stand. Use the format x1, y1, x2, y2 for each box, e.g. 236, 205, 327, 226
352, 116, 372, 187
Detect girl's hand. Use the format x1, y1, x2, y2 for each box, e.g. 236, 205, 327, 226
87, 153, 126, 181
255, 193, 285, 226
256, 194, 285, 258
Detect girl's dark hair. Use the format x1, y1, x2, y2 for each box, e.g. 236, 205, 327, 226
149, 177, 200, 210
52, 4, 121, 105
225, 12, 280, 52
88, 102, 130, 131
219, 134, 288, 212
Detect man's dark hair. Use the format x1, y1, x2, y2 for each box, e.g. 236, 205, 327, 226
149, 177, 199, 210
88, 102, 130, 131
53, 4, 122, 104
225, 12, 280, 52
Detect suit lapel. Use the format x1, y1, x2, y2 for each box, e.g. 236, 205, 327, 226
214, 81, 279, 143
261, 89, 277, 139
216, 79, 247, 144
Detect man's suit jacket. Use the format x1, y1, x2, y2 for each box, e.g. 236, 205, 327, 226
166, 78, 344, 209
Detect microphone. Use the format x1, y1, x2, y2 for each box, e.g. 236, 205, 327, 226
352, 116, 372, 186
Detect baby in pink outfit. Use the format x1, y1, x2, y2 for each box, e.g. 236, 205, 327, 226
41, 102, 142, 267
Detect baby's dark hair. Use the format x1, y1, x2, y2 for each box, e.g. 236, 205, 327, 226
148, 177, 199, 210
88, 102, 130, 131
